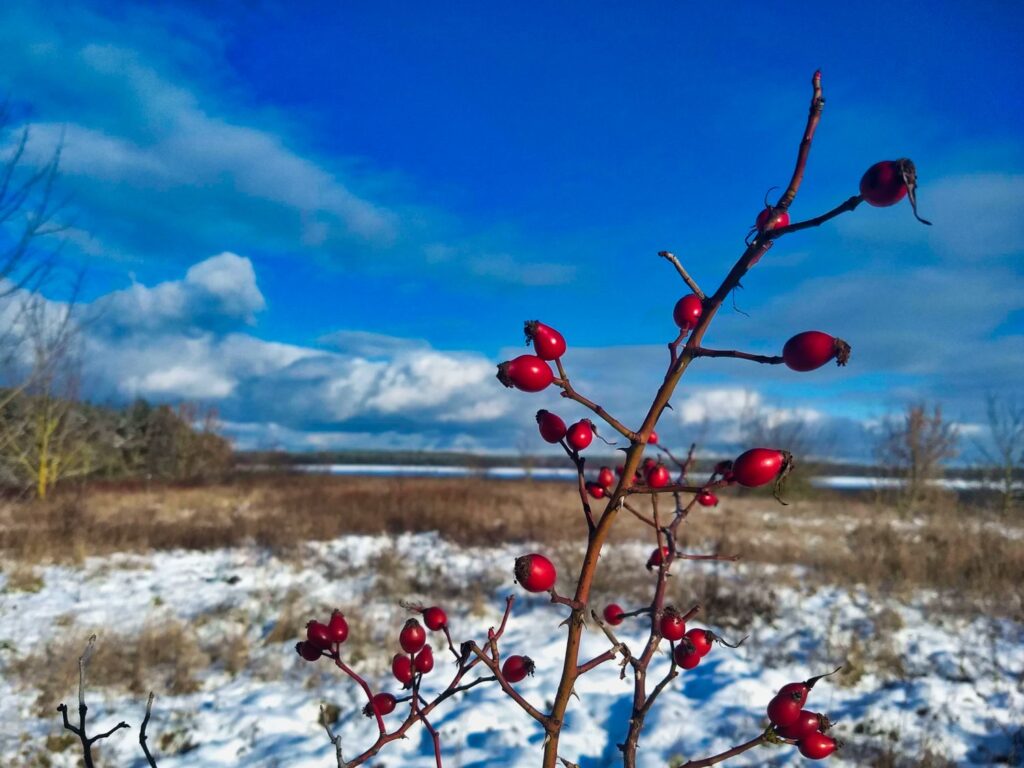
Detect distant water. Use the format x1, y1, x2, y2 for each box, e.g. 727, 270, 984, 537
294, 464, 1015, 491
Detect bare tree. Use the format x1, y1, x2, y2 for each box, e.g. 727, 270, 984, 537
976, 394, 1024, 515
0, 291, 95, 498
876, 402, 958, 514
0, 103, 66, 296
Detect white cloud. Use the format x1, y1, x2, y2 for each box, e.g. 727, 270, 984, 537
89, 252, 265, 336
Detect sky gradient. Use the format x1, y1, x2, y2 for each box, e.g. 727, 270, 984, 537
0, 1, 1021, 459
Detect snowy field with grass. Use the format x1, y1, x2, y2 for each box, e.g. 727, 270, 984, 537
2, 532, 1022, 767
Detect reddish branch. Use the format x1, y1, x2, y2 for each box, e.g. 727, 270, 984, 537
554, 358, 637, 441
538, 70, 844, 768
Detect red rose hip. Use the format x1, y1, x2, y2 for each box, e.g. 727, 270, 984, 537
502, 654, 535, 683
566, 420, 594, 451
399, 619, 427, 654
603, 603, 625, 626
586, 481, 606, 499
295, 641, 321, 662
673, 294, 703, 331
327, 611, 349, 644
392, 653, 414, 684
369, 692, 397, 716
685, 628, 714, 657
782, 331, 851, 372
659, 610, 686, 641
755, 206, 790, 233
306, 621, 332, 650
423, 606, 447, 631
597, 466, 615, 488
777, 710, 829, 740
536, 410, 567, 443
514, 553, 557, 592
497, 355, 554, 392
798, 732, 838, 760
696, 491, 718, 507
414, 646, 434, 674
860, 160, 908, 207
646, 464, 671, 489
524, 320, 567, 360
732, 448, 789, 487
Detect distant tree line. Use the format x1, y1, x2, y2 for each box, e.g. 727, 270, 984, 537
0, 393, 232, 498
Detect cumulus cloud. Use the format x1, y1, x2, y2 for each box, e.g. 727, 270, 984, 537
89, 252, 265, 336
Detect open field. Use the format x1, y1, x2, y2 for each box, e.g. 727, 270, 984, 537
2, 475, 1023, 767
2, 474, 1021, 618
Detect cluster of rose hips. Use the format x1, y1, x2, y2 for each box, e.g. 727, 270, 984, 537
766, 671, 841, 760
295, 609, 350, 661
603, 600, 725, 671
499, 317, 850, 404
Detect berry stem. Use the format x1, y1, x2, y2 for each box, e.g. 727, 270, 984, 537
694, 347, 785, 365
769, 194, 864, 237
553, 358, 638, 442
657, 250, 705, 298
680, 733, 770, 767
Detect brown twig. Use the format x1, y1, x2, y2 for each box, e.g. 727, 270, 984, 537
681, 732, 770, 767
769, 194, 863, 237
554, 359, 637, 441
694, 347, 784, 365
658, 251, 705, 298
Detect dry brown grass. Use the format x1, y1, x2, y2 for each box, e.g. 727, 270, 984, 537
1, 473, 1022, 617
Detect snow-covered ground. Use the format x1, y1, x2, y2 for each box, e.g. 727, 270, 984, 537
2, 533, 1022, 767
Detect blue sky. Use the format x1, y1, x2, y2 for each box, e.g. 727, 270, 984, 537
0, 1, 1021, 458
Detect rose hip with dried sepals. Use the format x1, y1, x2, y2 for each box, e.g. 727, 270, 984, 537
755, 206, 790, 233
685, 628, 714, 657
414, 646, 434, 674
673, 294, 703, 332
566, 419, 595, 451
696, 491, 718, 507
776, 710, 831, 740
514, 553, 557, 592
399, 619, 426, 654
391, 654, 413, 685
502, 655, 535, 683
497, 355, 554, 393
326, 610, 349, 644
798, 732, 838, 760
524, 320, 567, 360
859, 158, 931, 224
732, 448, 790, 488
672, 639, 701, 669
423, 606, 447, 631
659, 609, 686, 641
536, 410, 567, 443
646, 463, 671, 489
783, 331, 851, 372
295, 641, 321, 662
306, 621, 332, 650
364, 692, 397, 717
646, 545, 671, 570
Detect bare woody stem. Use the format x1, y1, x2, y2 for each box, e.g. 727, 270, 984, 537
769, 194, 863, 237
555, 359, 638, 441
658, 251, 704, 298
681, 733, 769, 767
694, 348, 784, 365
